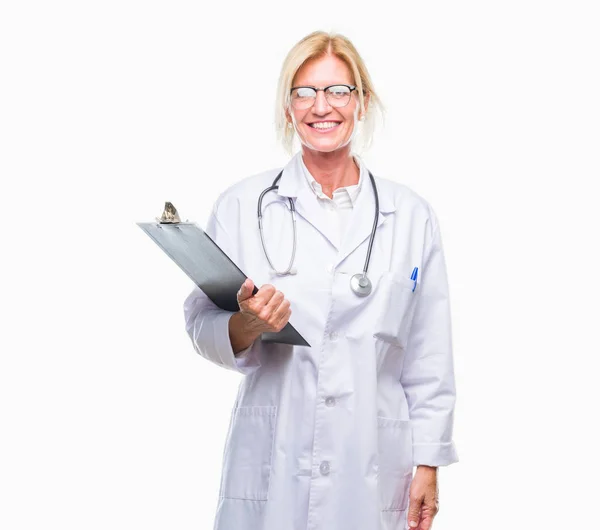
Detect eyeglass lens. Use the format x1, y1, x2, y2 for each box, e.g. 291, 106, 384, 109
291, 86, 352, 109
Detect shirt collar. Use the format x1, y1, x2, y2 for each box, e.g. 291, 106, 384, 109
298, 153, 365, 207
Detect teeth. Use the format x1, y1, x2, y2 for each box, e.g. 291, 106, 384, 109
310, 122, 339, 129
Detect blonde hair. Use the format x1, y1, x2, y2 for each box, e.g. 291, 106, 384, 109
275, 31, 384, 155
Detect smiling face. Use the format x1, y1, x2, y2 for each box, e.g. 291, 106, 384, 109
288, 54, 363, 154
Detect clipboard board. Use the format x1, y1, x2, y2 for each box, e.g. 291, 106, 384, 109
137, 220, 310, 347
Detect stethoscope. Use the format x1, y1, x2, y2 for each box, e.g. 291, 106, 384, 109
257, 168, 380, 297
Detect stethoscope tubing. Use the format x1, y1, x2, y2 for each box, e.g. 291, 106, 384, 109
257, 168, 380, 294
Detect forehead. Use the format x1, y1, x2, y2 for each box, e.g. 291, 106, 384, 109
293, 54, 353, 86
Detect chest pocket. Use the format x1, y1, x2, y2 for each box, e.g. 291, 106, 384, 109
373, 271, 419, 350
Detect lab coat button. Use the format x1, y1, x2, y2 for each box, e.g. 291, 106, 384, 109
319, 461, 330, 475
329, 332, 339, 341
325, 396, 336, 407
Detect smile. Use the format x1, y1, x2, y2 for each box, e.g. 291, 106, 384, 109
307, 121, 341, 132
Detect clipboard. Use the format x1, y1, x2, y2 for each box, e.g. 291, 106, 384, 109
137, 220, 310, 347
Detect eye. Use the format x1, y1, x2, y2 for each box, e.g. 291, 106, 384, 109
326, 85, 351, 99
292, 87, 316, 99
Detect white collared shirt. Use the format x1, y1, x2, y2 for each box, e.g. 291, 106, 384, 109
299, 155, 366, 249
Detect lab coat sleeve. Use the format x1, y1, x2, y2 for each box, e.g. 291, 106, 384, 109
182, 201, 262, 375
401, 213, 459, 467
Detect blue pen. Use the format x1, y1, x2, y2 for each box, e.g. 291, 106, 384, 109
411, 267, 418, 292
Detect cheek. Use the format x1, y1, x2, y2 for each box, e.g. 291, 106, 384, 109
291, 109, 308, 125
336, 103, 358, 127
341, 110, 358, 131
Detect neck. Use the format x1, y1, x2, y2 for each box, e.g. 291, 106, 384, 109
301, 146, 360, 199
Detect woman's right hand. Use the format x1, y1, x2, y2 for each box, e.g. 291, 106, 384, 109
236, 278, 292, 334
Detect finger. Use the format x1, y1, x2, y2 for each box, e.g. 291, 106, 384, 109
259, 290, 286, 325
271, 305, 292, 332
253, 284, 277, 307
237, 278, 255, 303
417, 496, 438, 530
418, 516, 434, 530
407, 495, 422, 529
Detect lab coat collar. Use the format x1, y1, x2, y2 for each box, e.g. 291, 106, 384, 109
276, 152, 395, 213
276, 152, 396, 264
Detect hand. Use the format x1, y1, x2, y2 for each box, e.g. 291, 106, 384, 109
236, 278, 292, 334
407, 466, 439, 530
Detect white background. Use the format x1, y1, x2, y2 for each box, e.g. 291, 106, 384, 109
1, 1, 599, 528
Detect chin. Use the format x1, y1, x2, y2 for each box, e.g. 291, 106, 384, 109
303, 136, 351, 153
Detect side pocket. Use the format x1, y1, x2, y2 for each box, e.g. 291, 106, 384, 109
377, 416, 413, 511
220, 405, 277, 501
373, 272, 419, 350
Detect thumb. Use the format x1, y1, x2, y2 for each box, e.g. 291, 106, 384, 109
237, 278, 255, 303
407, 496, 422, 528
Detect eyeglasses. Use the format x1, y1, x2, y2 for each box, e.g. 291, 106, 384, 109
290, 84, 357, 110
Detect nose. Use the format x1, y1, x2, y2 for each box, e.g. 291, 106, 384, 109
312, 89, 332, 115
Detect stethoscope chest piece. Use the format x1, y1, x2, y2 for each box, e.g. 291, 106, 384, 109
350, 273, 372, 297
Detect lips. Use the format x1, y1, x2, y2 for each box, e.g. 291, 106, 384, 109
307, 121, 341, 131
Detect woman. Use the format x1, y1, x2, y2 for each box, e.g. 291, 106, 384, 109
184, 31, 458, 530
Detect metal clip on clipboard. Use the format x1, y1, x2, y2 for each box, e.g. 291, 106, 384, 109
137, 202, 309, 347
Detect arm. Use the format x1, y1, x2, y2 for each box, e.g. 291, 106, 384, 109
401, 212, 459, 467
182, 201, 262, 375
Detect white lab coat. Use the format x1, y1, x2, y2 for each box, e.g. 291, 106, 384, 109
183, 152, 458, 530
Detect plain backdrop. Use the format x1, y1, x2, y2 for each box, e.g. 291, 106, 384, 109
1, 1, 599, 529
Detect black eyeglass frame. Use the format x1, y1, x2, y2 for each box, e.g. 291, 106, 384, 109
289, 84, 358, 108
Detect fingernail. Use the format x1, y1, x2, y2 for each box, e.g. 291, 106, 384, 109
409, 522, 418, 528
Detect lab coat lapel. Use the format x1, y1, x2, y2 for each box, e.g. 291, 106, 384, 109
294, 186, 340, 250
335, 175, 396, 268
276, 154, 340, 250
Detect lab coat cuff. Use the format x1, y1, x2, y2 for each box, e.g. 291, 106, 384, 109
233, 340, 262, 374
214, 312, 262, 376
412, 441, 459, 467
